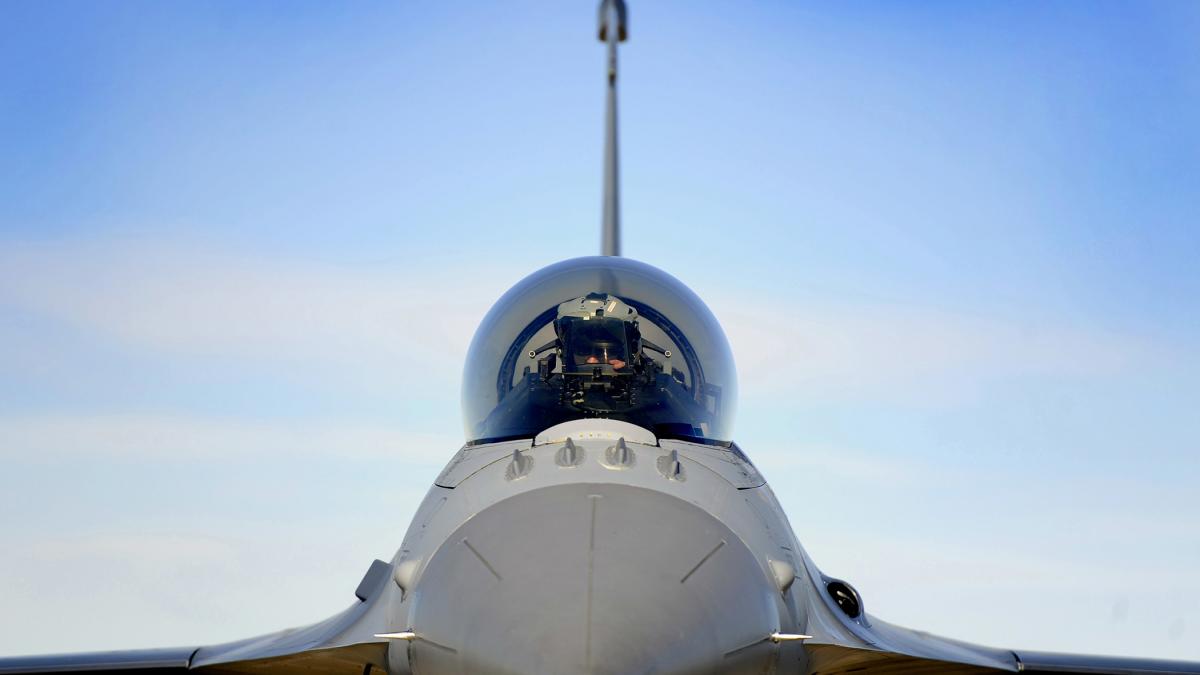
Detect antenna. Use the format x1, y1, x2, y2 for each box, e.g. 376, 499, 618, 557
598, 0, 627, 257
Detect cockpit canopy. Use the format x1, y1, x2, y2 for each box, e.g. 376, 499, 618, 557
462, 257, 737, 443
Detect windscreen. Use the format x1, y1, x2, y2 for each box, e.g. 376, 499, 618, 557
461, 257, 737, 443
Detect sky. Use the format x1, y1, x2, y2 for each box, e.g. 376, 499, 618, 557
1, 0, 1199, 663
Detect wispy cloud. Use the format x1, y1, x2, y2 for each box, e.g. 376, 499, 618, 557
0, 412, 459, 462
0, 525, 400, 654
0, 236, 499, 377
26, 531, 241, 568
2, 236, 1162, 406
713, 296, 1157, 403
751, 440, 928, 485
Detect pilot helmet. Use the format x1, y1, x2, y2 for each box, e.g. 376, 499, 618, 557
555, 292, 640, 373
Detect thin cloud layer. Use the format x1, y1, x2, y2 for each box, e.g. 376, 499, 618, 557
0, 413, 459, 462
2, 236, 1163, 409
0, 237, 492, 374
714, 296, 1157, 403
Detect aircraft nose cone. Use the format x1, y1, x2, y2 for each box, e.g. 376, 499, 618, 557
404, 483, 781, 675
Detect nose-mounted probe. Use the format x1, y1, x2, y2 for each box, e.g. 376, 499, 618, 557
598, 0, 627, 257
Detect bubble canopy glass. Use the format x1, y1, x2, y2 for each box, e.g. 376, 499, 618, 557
462, 257, 737, 444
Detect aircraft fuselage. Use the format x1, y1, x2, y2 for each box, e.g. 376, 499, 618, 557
379, 419, 834, 675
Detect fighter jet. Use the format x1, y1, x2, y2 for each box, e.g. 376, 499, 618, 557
2, 2, 1197, 674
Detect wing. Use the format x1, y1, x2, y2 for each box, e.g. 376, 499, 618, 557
0, 560, 396, 675
1014, 650, 1200, 674
803, 617, 1200, 674
795, 551, 1200, 675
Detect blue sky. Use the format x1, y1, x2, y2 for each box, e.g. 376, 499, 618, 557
1, 0, 1198, 662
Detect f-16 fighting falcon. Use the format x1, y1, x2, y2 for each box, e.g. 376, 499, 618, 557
2, 2, 1197, 674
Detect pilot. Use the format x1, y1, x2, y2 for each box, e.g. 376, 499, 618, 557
586, 355, 625, 369
555, 292, 639, 375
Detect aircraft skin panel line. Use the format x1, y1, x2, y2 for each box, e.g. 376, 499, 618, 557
583, 492, 599, 672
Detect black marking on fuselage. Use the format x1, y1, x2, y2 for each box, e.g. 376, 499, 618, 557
461, 538, 502, 582
680, 539, 726, 584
